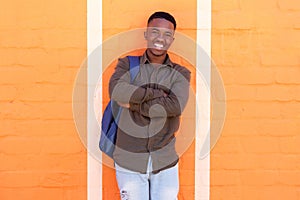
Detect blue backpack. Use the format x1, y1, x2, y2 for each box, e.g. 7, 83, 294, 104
99, 56, 140, 158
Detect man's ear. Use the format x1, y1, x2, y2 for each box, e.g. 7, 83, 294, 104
144, 31, 147, 40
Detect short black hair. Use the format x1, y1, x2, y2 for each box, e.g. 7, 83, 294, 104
147, 11, 177, 30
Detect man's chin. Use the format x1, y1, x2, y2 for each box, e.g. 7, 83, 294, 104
149, 48, 167, 57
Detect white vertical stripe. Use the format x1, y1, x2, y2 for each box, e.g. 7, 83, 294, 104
87, 0, 102, 200
196, 0, 211, 200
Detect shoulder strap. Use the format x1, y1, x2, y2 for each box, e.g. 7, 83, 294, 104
127, 56, 140, 84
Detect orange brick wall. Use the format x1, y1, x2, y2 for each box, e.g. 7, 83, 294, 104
0, 0, 299, 200
211, 0, 300, 199
0, 0, 87, 199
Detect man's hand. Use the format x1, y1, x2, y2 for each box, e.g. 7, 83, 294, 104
117, 102, 130, 108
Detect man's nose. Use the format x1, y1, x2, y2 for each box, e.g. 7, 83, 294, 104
156, 33, 164, 41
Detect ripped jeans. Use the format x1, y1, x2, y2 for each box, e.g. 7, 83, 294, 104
115, 158, 179, 200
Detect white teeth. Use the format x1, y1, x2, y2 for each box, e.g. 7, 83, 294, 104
154, 43, 164, 48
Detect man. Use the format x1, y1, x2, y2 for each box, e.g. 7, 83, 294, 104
109, 11, 191, 200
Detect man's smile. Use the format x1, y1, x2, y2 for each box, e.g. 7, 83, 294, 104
154, 43, 164, 49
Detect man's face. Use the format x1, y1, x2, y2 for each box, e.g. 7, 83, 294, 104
145, 18, 175, 57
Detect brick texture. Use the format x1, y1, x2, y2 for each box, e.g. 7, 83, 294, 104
0, 0, 87, 200
211, 0, 300, 199
1, 0, 299, 199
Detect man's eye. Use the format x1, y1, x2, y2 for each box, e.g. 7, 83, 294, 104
151, 30, 159, 34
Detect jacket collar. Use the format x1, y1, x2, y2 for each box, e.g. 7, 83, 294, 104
141, 51, 174, 68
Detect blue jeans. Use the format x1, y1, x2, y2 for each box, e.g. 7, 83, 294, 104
115, 158, 179, 200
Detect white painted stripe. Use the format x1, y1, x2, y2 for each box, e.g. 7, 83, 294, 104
196, 0, 211, 200
87, 0, 102, 200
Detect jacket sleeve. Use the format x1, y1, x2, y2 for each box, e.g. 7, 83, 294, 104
109, 57, 165, 104
130, 67, 191, 118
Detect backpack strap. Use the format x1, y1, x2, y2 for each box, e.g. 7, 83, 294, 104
127, 56, 140, 84
112, 56, 140, 118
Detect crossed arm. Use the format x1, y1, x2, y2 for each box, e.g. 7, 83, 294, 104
109, 57, 191, 118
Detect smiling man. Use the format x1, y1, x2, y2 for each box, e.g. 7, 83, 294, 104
108, 11, 191, 200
